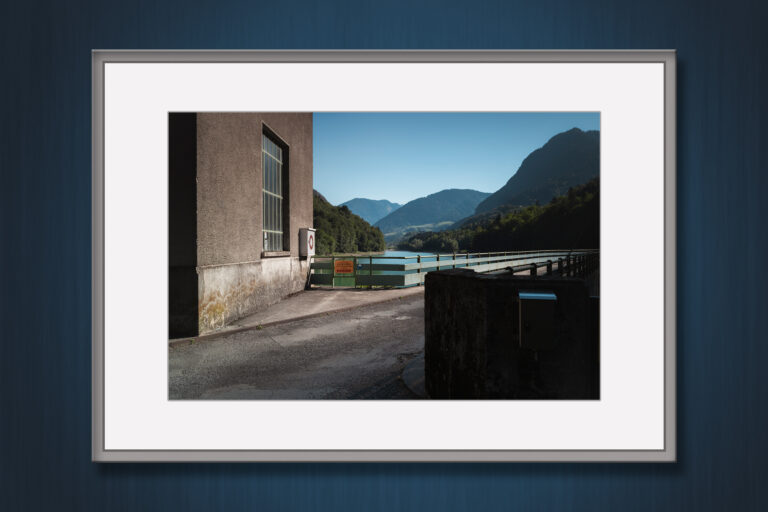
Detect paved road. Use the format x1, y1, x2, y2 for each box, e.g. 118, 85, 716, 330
169, 294, 425, 399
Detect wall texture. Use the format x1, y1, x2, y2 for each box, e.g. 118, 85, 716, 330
1, 0, 768, 511
171, 113, 313, 334
425, 271, 598, 399
196, 112, 313, 263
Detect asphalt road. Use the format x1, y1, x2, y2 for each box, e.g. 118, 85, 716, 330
169, 294, 425, 399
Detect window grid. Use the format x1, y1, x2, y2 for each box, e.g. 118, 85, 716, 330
262, 133, 284, 252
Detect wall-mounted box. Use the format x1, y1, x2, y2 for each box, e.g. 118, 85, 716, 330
299, 228, 316, 259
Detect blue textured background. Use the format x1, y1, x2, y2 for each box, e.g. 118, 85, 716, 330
1, 0, 767, 510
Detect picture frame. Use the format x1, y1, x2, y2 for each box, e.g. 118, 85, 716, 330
93, 50, 675, 462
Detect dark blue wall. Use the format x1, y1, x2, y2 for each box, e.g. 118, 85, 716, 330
1, 0, 767, 510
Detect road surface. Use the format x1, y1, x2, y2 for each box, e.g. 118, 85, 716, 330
169, 293, 425, 399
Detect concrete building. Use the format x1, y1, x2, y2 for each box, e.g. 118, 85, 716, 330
169, 113, 313, 337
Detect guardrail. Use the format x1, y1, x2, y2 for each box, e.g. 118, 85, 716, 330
310, 249, 599, 288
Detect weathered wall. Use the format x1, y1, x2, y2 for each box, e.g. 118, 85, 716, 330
425, 270, 599, 399
192, 113, 313, 335
198, 258, 308, 333
196, 113, 313, 264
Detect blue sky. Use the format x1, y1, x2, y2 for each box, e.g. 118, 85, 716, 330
313, 112, 600, 206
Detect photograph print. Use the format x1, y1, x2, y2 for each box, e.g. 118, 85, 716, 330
168, 112, 600, 401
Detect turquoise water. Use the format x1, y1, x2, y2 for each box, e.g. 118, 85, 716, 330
383, 250, 432, 258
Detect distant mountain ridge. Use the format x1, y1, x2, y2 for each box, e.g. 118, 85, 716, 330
397, 178, 600, 253
313, 190, 385, 255
475, 128, 599, 214
339, 198, 402, 225
374, 188, 491, 242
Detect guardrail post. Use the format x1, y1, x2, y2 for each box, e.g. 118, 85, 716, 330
331, 256, 335, 288
453, 252, 456, 269
369, 255, 373, 289
530, 263, 537, 277
546, 260, 552, 275
417, 255, 421, 285
557, 258, 563, 276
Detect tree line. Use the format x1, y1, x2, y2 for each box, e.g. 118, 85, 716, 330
396, 178, 599, 253
313, 190, 386, 255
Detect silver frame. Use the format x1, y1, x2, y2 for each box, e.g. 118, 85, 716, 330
92, 50, 676, 462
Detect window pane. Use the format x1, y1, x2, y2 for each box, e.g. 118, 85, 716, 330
270, 157, 275, 193
262, 133, 285, 252
270, 194, 275, 232
271, 158, 275, 194
270, 195, 275, 231
277, 158, 281, 195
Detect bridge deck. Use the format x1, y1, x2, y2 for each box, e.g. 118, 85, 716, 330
310, 250, 598, 288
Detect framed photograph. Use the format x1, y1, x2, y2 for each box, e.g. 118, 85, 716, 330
93, 50, 675, 462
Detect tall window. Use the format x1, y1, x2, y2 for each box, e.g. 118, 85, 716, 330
262, 133, 284, 251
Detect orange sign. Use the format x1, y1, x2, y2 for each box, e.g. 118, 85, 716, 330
334, 260, 354, 274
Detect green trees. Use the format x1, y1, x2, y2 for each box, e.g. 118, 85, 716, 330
397, 231, 460, 253
396, 178, 599, 253
313, 190, 386, 255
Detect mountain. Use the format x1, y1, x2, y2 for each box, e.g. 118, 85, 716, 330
397, 178, 600, 253
374, 189, 491, 243
471, 178, 600, 251
475, 128, 599, 214
339, 198, 402, 225
313, 190, 386, 255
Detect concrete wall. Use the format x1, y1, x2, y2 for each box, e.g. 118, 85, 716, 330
425, 270, 599, 399
196, 113, 313, 264
169, 112, 313, 337
198, 258, 309, 332
195, 113, 313, 334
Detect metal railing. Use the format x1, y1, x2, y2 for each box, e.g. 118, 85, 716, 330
310, 249, 599, 288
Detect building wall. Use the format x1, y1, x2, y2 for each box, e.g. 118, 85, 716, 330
169, 112, 313, 337
168, 113, 198, 337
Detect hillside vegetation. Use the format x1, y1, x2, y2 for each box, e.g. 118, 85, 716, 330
313, 190, 386, 255
397, 178, 599, 253
475, 128, 599, 213
374, 188, 490, 243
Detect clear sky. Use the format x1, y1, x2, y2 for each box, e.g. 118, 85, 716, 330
313, 112, 600, 206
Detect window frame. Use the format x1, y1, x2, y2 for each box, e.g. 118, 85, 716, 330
261, 127, 289, 255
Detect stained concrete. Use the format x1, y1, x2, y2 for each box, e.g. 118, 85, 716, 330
197, 258, 309, 332
169, 112, 314, 337
169, 293, 425, 399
